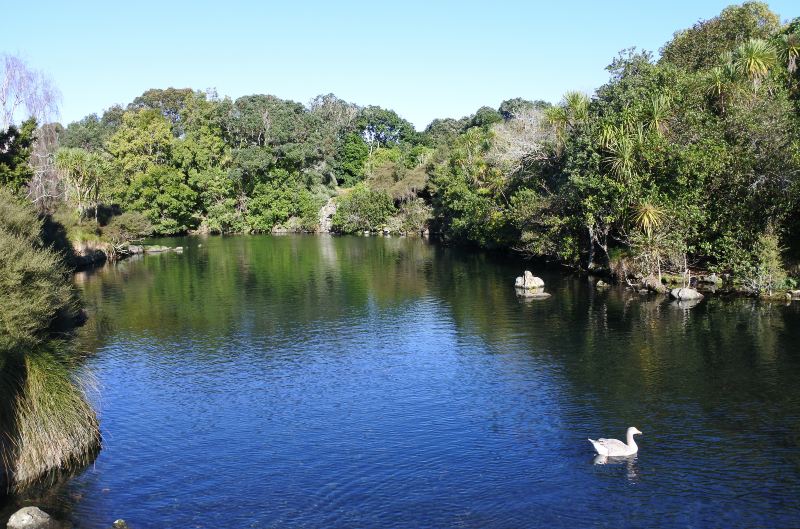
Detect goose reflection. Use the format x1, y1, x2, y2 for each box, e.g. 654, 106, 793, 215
593, 454, 640, 482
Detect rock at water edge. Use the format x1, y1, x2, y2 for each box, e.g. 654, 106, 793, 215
317, 198, 337, 233
515, 270, 544, 290
7, 507, 63, 529
669, 287, 704, 301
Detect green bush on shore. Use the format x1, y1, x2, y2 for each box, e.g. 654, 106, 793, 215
0, 190, 77, 352
331, 184, 396, 233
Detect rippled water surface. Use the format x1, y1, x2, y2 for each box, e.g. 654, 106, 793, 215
13, 235, 800, 527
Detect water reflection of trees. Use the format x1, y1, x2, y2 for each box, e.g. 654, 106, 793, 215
424, 258, 800, 473
74, 235, 438, 350
72, 235, 800, 474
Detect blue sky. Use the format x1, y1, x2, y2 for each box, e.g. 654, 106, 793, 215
2, 1, 797, 129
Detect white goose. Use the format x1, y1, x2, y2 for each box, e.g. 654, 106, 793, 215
588, 427, 642, 456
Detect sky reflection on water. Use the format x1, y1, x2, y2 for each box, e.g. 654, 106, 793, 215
7, 235, 799, 529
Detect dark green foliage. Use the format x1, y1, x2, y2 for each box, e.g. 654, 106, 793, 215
221, 94, 307, 149
0, 118, 36, 193
422, 117, 470, 146
423, 2, 800, 284
129, 87, 195, 135
102, 211, 153, 245
429, 127, 517, 248
331, 184, 396, 233
660, 2, 780, 71
470, 106, 503, 128
59, 114, 113, 151
127, 166, 197, 235
357, 105, 419, 147
0, 190, 76, 352
246, 170, 321, 232
336, 133, 369, 186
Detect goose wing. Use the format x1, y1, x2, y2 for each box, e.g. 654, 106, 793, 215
598, 438, 630, 455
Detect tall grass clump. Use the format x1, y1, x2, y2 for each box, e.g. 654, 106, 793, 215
1, 350, 100, 492
0, 189, 99, 492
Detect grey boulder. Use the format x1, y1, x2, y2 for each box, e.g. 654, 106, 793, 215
670, 287, 704, 301
7, 507, 65, 529
514, 270, 544, 290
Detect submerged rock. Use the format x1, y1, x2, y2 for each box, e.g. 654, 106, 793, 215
111, 521, 130, 529
7, 507, 64, 529
516, 287, 551, 300
670, 287, 704, 301
596, 280, 610, 289
143, 245, 182, 254
672, 298, 702, 310
514, 270, 544, 290
143, 245, 170, 253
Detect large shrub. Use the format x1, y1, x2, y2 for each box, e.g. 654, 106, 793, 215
0, 190, 76, 352
102, 211, 154, 245
246, 170, 322, 232
331, 184, 396, 233
127, 166, 197, 235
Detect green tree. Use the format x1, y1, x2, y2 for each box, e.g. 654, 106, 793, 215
331, 183, 396, 233
106, 109, 175, 200
0, 118, 36, 193
470, 106, 503, 128
732, 38, 777, 89
54, 147, 107, 221
129, 87, 194, 135
246, 169, 320, 233
336, 132, 369, 186
498, 98, 550, 120
660, 2, 780, 71
357, 106, 419, 150
127, 166, 197, 234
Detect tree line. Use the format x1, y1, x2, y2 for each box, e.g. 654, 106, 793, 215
1, 2, 799, 295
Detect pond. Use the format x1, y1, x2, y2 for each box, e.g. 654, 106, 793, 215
7, 235, 800, 528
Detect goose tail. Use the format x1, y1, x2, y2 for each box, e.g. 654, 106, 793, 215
588, 438, 608, 456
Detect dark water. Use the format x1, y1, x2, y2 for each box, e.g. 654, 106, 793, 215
11, 235, 800, 528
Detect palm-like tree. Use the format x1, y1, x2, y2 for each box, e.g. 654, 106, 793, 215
634, 201, 666, 238
544, 105, 569, 149
778, 32, 800, 74
703, 53, 740, 112
647, 94, 671, 136
733, 38, 777, 90
54, 148, 106, 221
597, 122, 619, 150
563, 91, 590, 123
603, 134, 636, 183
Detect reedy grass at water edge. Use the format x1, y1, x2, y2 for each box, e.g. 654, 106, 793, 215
1, 349, 101, 493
